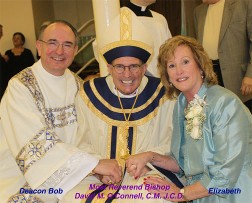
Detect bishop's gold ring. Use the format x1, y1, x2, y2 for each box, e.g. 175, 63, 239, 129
108, 180, 113, 185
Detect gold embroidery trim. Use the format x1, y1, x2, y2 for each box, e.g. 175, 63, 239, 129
81, 85, 168, 127
120, 7, 132, 40
106, 125, 137, 172
89, 78, 165, 114
17, 68, 78, 129
106, 125, 112, 159
132, 127, 137, 155
16, 128, 62, 174
99, 7, 153, 66
99, 39, 154, 67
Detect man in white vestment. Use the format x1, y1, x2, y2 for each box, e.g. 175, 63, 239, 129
0, 20, 122, 203
126, 0, 172, 77
61, 8, 182, 203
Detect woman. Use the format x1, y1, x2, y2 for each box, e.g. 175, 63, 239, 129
126, 35, 252, 202
5, 32, 35, 79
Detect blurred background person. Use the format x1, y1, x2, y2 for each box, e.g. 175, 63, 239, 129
194, 0, 252, 113
125, 0, 172, 77
4, 32, 35, 80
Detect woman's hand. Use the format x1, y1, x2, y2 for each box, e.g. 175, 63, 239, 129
143, 176, 184, 202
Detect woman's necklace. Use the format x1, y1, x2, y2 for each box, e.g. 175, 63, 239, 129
116, 87, 139, 160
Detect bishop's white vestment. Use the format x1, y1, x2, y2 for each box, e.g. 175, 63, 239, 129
60, 75, 179, 203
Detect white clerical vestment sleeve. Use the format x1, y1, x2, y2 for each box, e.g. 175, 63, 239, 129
42, 148, 99, 199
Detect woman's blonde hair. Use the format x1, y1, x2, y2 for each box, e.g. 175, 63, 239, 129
158, 35, 218, 99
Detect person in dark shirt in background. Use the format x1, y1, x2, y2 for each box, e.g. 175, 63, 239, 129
4, 32, 35, 80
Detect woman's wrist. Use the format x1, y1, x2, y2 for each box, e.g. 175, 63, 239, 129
148, 151, 155, 163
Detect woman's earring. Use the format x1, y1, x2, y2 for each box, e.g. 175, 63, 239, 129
169, 81, 173, 86
200, 71, 204, 79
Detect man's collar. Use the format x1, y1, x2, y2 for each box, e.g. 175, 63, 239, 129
127, 2, 153, 17
113, 86, 139, 98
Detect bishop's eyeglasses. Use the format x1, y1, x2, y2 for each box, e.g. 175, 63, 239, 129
112, 64, 143, 74
39, 39, 76, 52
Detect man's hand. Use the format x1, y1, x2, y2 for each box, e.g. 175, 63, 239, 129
95, 174, 119, 185
93, 159, 122, 184
127, 164, 151, 179
241, 77, 252, 96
